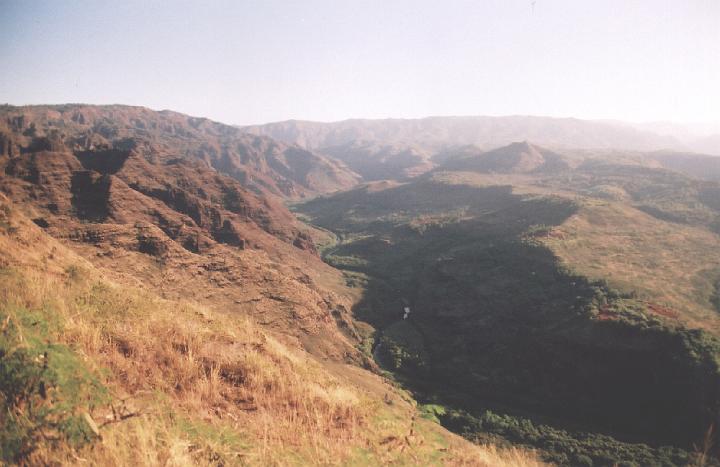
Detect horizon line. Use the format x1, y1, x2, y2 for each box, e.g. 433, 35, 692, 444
2, 101, 719, 133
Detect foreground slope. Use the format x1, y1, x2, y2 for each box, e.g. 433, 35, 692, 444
0, 196, 542, 465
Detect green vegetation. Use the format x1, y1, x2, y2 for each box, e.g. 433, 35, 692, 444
441, 408, 701, 466
544, 163, 720, 231
377, 321, 428, 372
545, 197, 720, 330
297, 174, 720, 465
0, 271, 108, 463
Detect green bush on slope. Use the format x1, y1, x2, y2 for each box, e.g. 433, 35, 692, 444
0, 289, 108, 463
441, 408, 701, 466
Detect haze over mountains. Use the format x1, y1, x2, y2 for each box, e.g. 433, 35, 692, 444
440, 141, 571, 174
244, 115, 720, 182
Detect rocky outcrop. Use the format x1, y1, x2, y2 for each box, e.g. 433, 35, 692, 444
0, 105, 360, 199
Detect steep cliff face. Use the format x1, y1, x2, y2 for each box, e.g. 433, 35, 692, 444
0, 105, 365, 362
0, 104, 360, 199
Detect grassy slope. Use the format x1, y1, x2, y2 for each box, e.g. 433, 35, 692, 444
0, 197, 543, 465
545, 200, 720, 331
430, 168, 720, 332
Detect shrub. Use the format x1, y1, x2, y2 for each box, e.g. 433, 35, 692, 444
441, 408, 701, 466
0, 304, 107, 463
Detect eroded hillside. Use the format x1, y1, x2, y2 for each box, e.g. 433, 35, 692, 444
0, 105, 360, 199
0, 195, 542, 465
0, 105, 372, 360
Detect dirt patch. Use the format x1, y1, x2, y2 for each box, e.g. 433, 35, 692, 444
596, 305, 618, 321
644, 302, 680, 320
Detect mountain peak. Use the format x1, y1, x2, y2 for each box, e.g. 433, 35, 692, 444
441, 141, 569, 174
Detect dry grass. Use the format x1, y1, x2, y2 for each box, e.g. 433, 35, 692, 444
3, 267, 367, 465
544, 199, 720, 332
0, 197, 545, 465
431, 172, 720, 333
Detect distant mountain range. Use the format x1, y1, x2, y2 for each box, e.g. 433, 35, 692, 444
440, 141, 571, 174
243, 115, 720, 155
243, 115, 720, 182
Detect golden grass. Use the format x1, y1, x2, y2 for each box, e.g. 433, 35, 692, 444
0, 198, 545, 466
430, 173, 720, 333
3, 267, 367, 465
544, 200, 720, 332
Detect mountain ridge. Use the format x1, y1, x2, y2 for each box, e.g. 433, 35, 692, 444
440, 141, 571, 174
242, 114, 711, 153
0, 104, 361, 199
242, 114, 720, 183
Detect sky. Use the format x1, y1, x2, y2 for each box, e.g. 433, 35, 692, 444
1, 0, 719, 126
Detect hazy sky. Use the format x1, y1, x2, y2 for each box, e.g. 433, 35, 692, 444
1, 0, 719, 125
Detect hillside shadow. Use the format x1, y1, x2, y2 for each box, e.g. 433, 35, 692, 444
299, 180, 720, 455
70, 171, 112, 221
